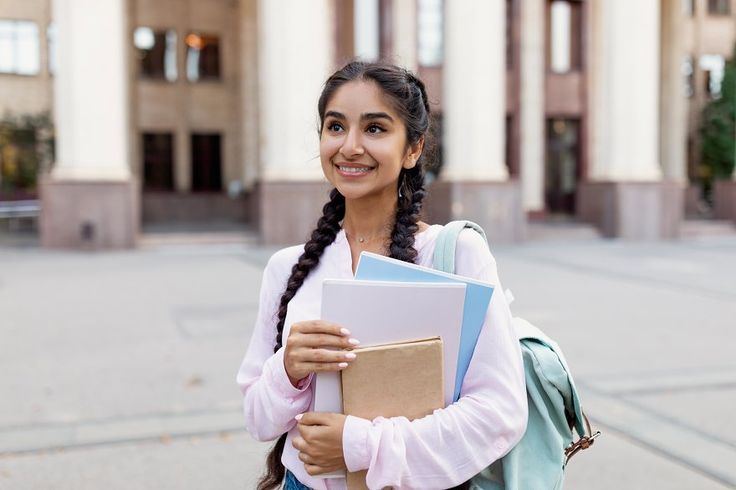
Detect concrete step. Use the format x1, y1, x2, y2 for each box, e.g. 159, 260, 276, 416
139, 224, 260, 248
526, 221, 602, 242
680, 219, 736, 238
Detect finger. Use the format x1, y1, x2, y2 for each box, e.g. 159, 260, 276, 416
291, 436, 307, 452
297, 332, 360, 350
294, 320, 350, 337
299, 348, 357, 364
305, 463, 331, 477
299, 411, 335, 427
296, 422, 314, 440
296, 361, 351, 373
297, 451, 316, 465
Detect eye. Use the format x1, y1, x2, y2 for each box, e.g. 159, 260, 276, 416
366, 124, 384, 134
326, 121, 344, 133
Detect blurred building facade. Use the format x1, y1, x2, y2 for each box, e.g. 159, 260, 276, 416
1, 0, 735, 247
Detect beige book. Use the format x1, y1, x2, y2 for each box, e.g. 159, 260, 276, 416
341, 337, 444, 490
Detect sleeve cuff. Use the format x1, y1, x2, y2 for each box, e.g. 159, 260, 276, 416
265, 347, 314, 398
342, 415, 372, 472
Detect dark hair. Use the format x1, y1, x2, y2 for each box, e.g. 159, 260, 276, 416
257, 60, 432, 490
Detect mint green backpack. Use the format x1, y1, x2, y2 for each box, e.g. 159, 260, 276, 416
433, 221, 600, 490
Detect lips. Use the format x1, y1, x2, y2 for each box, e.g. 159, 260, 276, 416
334, 162, 374, 176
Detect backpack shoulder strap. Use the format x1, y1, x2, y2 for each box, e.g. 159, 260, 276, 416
432, 220, 488, 274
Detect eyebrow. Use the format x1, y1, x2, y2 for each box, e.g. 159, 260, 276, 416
324, 111, 394, 122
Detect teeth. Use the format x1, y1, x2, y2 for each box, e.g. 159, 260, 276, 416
338, 166, 371, 173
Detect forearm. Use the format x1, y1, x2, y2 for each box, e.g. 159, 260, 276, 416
240, 347, 314, 441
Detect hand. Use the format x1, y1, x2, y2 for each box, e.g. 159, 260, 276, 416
284, 320, 360, 387
292, 412, 348, 476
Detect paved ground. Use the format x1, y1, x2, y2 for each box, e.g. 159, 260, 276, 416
1, 231, 735, 489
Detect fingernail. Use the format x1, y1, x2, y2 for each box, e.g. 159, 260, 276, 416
348, 338, 360, 345
338, 362, 348, 368
340, 328, 351, 336
345, 352, 356, 360
294, 413, 303, 421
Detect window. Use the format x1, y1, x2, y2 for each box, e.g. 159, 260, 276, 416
47, 22, 56, 75
191, 133, 222, 192
417, 0, 443, 67
506, 0, 515, 69
681, 0, 695, 15
354, 0, 380, 61
545, 118, 580, 214
700, 54, 725, 99
682, 55, 694, 98
142, 133, 174, 191
185, 33, 220, 81
134, 27, 177, 81
0, 20, 40, 75
548, 0, 582, 73
708, 0, 731, 15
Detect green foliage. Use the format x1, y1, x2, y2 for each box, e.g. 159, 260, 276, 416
700, 45, 736, 184
0, 112, 54, 198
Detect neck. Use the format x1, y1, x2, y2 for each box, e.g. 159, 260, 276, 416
342, 194, 397, 241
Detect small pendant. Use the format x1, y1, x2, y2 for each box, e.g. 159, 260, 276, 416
358, 237, 365, 243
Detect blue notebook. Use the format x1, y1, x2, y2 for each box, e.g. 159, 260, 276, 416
355, 252, 495, 402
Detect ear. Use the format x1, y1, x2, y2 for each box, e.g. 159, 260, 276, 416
403, 136, 425, 170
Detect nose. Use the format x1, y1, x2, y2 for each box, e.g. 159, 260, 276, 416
339, 128, 364, 158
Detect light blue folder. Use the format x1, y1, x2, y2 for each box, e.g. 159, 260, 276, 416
355, 252, 495, 402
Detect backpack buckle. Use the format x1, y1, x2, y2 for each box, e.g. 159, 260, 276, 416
564, 430, 601, 464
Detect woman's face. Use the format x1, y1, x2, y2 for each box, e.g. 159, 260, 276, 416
320, 80, 422, 203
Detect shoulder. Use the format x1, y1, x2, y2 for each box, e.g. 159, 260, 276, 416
262, 244, 304, 286
452, 227, 497, 280
456, 227, 494, 264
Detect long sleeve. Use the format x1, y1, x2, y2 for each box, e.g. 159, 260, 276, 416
341, 230, 528, 489
236, 248, 314, 442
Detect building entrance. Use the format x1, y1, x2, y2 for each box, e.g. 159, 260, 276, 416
545, 118, 580, 215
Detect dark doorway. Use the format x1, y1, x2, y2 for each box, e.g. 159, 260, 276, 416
191, 133, 222, 192
545, 118, 580, 214
142, 132, 174, 191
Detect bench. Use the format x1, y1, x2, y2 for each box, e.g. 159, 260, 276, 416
0, 200, 41, 231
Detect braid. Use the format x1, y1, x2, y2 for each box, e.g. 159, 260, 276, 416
273, 188, 345, 352
389, 166, 427, 263
258, 188, 345, 490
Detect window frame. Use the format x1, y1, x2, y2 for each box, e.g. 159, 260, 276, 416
546, 0, 584, 74
185, 31, 222, 82
0, 19, 41, 76
707, 0, 731, 16
133, 26, 178, 82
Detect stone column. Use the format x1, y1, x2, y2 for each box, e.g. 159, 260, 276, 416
256, 0, 334, 244
429, 0, 524, 242
390, 0, 418, 72
579, 0, 682, 239
40, 0, 138, 249
238, 0, 259, 225
660, 0, 688, 183
520, 0, 546, 214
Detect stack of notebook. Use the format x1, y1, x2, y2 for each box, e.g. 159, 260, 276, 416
315, 251, 496, 484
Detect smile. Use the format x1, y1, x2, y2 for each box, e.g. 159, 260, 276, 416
335, 164, 374, 176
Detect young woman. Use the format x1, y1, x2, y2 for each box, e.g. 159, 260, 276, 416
236, 61, 527, 490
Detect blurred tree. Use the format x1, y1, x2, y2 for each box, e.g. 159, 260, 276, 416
699, 44, 736, 202
0, 112, 54, 200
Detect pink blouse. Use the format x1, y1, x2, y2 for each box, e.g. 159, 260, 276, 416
236, 225, 527, 489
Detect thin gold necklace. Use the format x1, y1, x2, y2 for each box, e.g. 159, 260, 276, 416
344, 229, 391, 244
